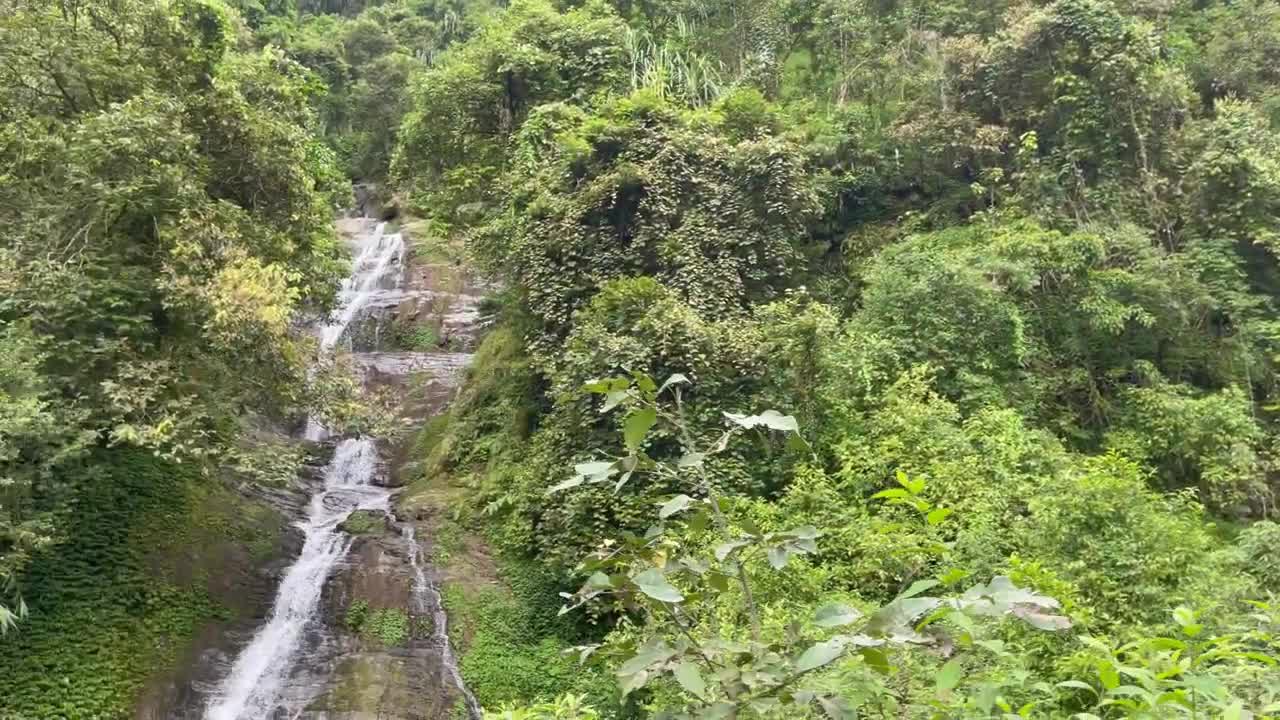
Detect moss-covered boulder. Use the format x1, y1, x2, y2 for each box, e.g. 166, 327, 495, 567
339, 509, 388, 535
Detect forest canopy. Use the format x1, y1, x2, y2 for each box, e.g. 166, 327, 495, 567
389, 0, 1280, 715
2, 0, 1280, 717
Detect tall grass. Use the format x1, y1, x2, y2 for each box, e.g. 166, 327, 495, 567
623, 18, 730, 106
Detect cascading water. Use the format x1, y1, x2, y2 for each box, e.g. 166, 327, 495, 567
305, 221, 407, 443
197, 217, 484, 720
205, 438, 387, 720
404, 525, 482, 719
320, 221, 406, 353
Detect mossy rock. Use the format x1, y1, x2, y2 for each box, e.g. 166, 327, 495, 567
339, 510, 387, 535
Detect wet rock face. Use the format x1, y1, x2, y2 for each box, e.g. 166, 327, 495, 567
301, 529, 465, 720
134, 480, 312, 720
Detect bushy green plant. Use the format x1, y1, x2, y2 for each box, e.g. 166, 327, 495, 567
552, 374, 1072, 718
367, 608, 410, 646
485, 693, 600, 720
345, 600, 410, 646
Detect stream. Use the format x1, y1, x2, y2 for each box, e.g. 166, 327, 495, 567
192, 217, 482, 719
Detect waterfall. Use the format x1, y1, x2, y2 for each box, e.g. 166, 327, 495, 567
404, 525, 482, 719
319, 221, 405, 353
204, 438, 387, 720
200, 216, 482, 720
304, 221, 404, 443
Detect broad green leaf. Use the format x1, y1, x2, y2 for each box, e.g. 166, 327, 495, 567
619, 669, 648, 696
866, 596, 942, 636
814, 603, 863, 628
795, 638, 848, 673
674, 661, 707, 699
601, 389, 629, 413
547, 476, 584, 494
1057, 681, 1098, 695
936, 657, 963, 692
575, 460, 616, 480
687, 509, 710, 533
897, 471, 926, 495
768, 546, 791, 569
926, 508, 953, 525
871, 488, 909, 500
658, 373, 690, 395
624, 408, 657, 450
706, 571, 731, 592
618, 640, 674, 675
631, 568, 683, 603
818, 695, 856, 720
723, 410, 799, 433
1098, 663, 1120, 690
899, 579, 939, 599
1011, 606, 1072, 631
714, 539, 750, 561
976, 639, 1005, 654
659, 494, 693, 519
678, 452, 706, 468
860, 647, 891, 675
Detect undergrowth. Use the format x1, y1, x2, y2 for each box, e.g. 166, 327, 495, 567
0, 449, 247, 719
346, 599, 411, 646
442, 556, 617, 713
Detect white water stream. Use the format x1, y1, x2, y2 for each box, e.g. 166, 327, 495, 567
204, 218, 481, 719
321, 221, 406, 353
205, 438, 387, 720
404, 525, 482, 719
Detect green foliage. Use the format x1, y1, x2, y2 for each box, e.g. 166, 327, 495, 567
0, 0, 353, 619
339, 509, 387, 534
553, 375, 1073, 717
444, 557, 616, 712
398, 324, 442, 351
367, 608, 411, 646
0, 450, 240, 719
346, 600, 411, 646
485, 694, 600, 720
472, 89, 822, 335
11, 0, 1280, 713
346, 598, 371, 630
393, 0, 628, 220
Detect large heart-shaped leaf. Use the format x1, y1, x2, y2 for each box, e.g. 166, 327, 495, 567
795, 638, 847, 673
723, 410, 799, 433
624, 408, 657, 450
632, 568, 684, 603
814, 603, 863, 628
674, 661, 707, 699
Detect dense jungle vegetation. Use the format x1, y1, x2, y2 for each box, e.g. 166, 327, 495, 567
3, 0, 1280, 716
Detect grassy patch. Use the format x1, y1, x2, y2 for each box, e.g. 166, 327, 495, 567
346, 599, 410, 647
399, 324, 441, 351
339, 509, 386, 535
442, 557, 616, 712
402, 217, 464, 264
